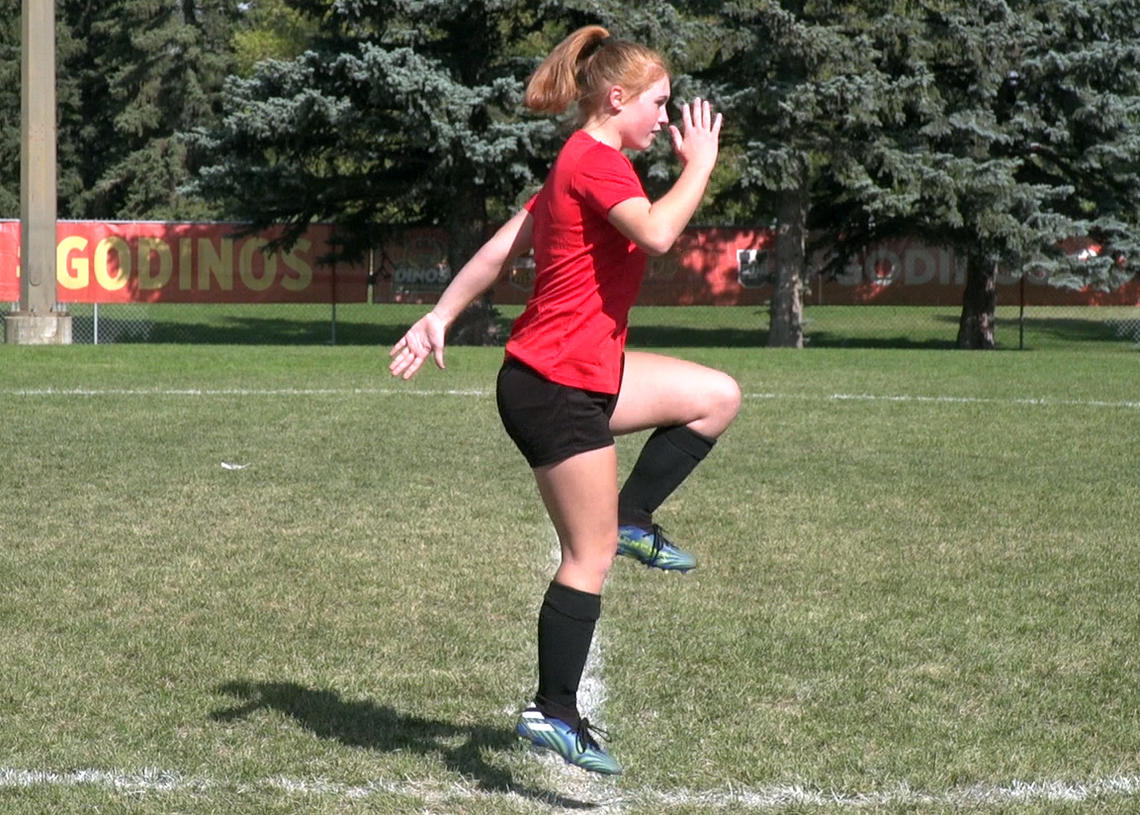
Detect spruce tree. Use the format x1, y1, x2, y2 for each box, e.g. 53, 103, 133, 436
1008, 0, 1140, 293
191, 0, 725, 338
710, 0, 1140, 349
811, 0, 1140, 348
231, 0, 319, 75
816, 0, 1042, 349
0, 0, 20, 217
59, 0, 236, 220
709, 0, 908, 347
191, 0, 567, 339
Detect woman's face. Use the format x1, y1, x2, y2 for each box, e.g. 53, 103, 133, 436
619, 73, 671, 151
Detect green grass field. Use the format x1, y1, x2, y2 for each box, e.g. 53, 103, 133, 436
2, 308, 1139, 813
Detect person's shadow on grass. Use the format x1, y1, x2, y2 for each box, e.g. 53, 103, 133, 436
210, 680, 598, 809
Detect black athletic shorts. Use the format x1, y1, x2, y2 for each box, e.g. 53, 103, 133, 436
496, 356, 619, 468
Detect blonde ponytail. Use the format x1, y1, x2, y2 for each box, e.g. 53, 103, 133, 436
524, 25, 667, 120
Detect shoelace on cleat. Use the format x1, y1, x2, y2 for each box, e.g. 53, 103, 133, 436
646, 524, 667, 565
574, 718, 609, 752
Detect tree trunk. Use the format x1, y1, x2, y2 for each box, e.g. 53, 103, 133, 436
769, 183, 807, 348
445, 183, 502, 346
957, 250, 997, 349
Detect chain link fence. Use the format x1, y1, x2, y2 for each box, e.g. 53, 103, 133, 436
4, 299, 1137, 350
58, 302, 350, 345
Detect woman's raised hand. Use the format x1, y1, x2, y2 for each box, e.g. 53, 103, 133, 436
669, 97, 723, 172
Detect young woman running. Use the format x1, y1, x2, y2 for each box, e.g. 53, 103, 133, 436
389, 25, 740, 774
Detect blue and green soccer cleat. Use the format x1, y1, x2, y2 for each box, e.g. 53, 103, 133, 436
617, 524, 697, 572
516, 708, 622, 775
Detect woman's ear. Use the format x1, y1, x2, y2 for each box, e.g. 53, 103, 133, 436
605, 84, 625, 113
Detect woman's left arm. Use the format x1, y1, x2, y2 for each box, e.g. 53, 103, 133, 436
389, 207, 533, 379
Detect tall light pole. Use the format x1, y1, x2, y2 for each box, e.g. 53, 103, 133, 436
7, 0, 71, 344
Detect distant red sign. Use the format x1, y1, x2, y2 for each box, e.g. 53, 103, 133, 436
0, 221, 367, 303
3, 221, 1134, 307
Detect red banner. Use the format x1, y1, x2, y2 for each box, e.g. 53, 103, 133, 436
4, 220, 1134, 307
0, 221, 368, 303
379, 225, 1137, 307
0, 221, 16, 301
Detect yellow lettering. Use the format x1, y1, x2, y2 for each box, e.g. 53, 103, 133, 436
238, 238, 276, 291
179, 239, 193, 290
57, 236, 89, 290
281, 237, 312, 291
94, 236, 130, 291
137, 237, 172, 290
198, 238, 233, 290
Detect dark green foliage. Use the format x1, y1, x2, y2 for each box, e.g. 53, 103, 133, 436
231, 0, 319, 74
824, 0, 1140, 287
1, 0, 1136, 345
61, 0, 238, 219
1009, 0, 1140, 289
190, 0, 565, 265
705, 0, 1140, 347
0, 0, 237, 221
0, 0, 19, 216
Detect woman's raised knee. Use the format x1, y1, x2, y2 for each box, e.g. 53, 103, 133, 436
693, 371, 741, 438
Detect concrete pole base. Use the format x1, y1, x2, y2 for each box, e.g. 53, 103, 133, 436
4, 310, 73, 345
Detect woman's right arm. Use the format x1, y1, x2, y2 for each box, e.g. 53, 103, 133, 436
389, 206, 533, 379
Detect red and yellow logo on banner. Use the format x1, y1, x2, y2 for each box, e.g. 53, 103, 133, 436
3, 220, 1134, 307
0, 221, 367, 303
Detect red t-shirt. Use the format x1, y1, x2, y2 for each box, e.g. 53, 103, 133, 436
505, 130, 648, 394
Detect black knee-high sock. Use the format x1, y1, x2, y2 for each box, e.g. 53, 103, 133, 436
534, 581, 601, 728
618, 425, 716, 528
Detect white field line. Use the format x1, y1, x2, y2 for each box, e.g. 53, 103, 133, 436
3, 386, 490, 397
5, 386, 1140, 411
5, 767, 1140, 811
